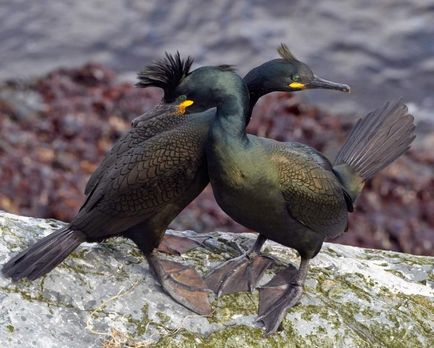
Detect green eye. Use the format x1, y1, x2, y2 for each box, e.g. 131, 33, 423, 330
292, 74, 301, 82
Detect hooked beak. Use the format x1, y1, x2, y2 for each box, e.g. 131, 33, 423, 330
307, 76, 351, 93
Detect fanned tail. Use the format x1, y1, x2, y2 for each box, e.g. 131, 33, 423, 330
333, 100, 416, 201
2, 227, 85, 281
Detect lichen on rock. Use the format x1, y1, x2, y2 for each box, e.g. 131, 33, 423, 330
0, 210, 433, 347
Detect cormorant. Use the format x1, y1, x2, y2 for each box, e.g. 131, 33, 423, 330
172, 65, 415, 333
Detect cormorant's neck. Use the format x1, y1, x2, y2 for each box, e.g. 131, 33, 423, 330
247, 88, 265, 117
214, 92, 250, 142
244, 64, 277, 121
245, 75, 268, 108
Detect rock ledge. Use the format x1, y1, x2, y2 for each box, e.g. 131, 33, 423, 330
0, 211, 433, 347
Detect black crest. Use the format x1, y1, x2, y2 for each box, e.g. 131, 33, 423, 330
277, 43, 298, 62
136, 52, 194, 102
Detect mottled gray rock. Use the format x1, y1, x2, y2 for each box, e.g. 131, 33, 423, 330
1, 210, 433, 347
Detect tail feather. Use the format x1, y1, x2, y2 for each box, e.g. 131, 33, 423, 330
2, 227, 85, 281
334, 100, 416, 181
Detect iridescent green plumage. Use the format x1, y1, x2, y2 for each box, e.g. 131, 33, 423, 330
173, 66, 415, 333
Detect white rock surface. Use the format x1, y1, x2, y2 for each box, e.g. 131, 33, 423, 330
1, 210, 433, 347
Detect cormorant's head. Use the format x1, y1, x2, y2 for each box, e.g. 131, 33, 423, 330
173, 65, 247, 113
136, 53, 245, 114
244, 44, 350, 95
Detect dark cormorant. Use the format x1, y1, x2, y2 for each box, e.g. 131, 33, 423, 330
172, 65, 415, 332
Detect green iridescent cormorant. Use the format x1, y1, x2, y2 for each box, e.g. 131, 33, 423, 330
2, 45, 350, 316
172, 63, 415, 332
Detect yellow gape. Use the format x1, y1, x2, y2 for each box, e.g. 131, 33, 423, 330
289, 82, 305, 89
177, 99, 194, 115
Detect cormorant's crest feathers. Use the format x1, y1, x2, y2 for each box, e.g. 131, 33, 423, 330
136, 52, 194, 102
277, 43, 298, 62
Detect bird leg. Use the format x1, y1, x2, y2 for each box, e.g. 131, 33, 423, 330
146, 253, 212, 315
205, 235, 275, 297
157, 234, 210, 255
256, 258, 310, 334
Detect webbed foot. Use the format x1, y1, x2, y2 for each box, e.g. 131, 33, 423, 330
205, 235, 274, 296
157, 234, 209, 255
206, 253, 275, 296
147, 254, 211, 315
257, 258, 310, 334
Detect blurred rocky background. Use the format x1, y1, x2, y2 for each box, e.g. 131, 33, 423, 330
0, 1, 433, 255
